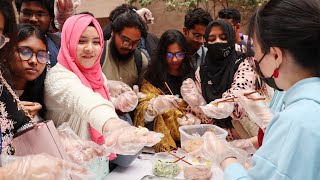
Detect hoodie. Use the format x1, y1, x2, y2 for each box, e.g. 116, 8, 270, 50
224, 77, 320, 180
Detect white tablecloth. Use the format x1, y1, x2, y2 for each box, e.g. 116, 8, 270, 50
106, 154, 224, 180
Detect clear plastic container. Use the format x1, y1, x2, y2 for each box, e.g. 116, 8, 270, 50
152, 152, 181, 178
179, 124, 228, 153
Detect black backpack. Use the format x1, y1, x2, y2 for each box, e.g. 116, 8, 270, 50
100, 41, 143, 75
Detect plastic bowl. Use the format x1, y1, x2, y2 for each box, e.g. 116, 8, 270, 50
179, 124, 228, 153
111, 149, 142, 167
152, 152, 181, 178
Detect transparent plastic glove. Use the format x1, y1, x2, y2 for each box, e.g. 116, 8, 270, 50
0, 154, 87, 180
58, 123, 106, 164
136, 8, 154, 24
107, 80, 132, 98
54, 0, 80, 30
200, 100, 234, 119
230, 138, 257, 154
113, 91, 139, 112
104, 125, 164, 155
191, 132, 248, 165
178, 113, 201, 126
181, 78, 206, 107
149, 95, 182, 114
235, 91, 273, 131
133, 85, 146, 99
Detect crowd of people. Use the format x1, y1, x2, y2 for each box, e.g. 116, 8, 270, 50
0, 0, 320, 179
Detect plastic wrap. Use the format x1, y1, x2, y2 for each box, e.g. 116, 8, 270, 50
0, 153, 86, 180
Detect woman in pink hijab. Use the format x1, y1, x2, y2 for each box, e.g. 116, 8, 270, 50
44, 14, 163, 155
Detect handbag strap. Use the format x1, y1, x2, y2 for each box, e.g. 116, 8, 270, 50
0, 72, 35, 124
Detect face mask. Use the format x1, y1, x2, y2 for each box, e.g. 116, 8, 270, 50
206, 43, 232, 60
253, 53, 283, 91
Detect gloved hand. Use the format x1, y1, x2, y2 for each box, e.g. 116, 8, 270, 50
190, 132, 248, 165
133, 85, 146, 99
234, 91, 273, 131
0, 153, 86, 180
200, 99, 234, 119
178, 113, 201, 126
136, 8, 154, 24
58, 123, 106, 164
230, 137, 257, 154
54, 0, 80, 30
113, 91, 139, 112
148, 95, 182, 114
103, 118, 164, 155
181, 78, 206, 107
107, 80, 132, 98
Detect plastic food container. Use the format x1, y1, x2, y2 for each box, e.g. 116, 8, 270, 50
179, 124, 228, 153
183, 157, 212, 180
111, 149, 142, 167
152, 152, 181, 178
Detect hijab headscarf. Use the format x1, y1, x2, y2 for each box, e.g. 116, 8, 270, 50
200, 20, 237, 103
58, 14, 110, 145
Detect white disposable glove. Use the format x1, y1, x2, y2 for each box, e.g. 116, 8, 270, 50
58, 124, 106, 164
113, 91, 139, 112
107, 80, 132, 98
190, 132, 248, 165
230, 137, 257, 154
181, 78, 206, 107
178, 113, 201, 126
136, 8, 154, 24
235, 91, 273, 131
148, 95, 182, 114
103, 118, 164, 155
200, 99, 234, 119
0, 154, 87, 180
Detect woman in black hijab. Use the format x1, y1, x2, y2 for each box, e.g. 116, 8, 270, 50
181, 20, 257, 141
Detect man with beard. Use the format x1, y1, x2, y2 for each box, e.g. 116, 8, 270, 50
101, 10, 148, 87
15, 0, 60, 66
183, 8, 212, 69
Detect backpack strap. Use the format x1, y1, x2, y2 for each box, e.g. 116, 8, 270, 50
100, 40, 107, 67
47, 33, 61, 48
134, 49, 143, 75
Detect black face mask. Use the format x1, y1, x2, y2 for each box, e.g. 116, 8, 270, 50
253, 53, 283, 91
206, 43, 232, 60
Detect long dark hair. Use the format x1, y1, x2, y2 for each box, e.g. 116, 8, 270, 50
14, 24, 48, 118
144, 29, 194, 90
0, 0, 18, 78
248, 0, 320, 74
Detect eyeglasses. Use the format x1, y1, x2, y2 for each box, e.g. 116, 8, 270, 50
118, 34, 140, 49
17, 46, 50, 64
188, 30, 205, 42
0, 34, 10, 49
166, 52, 186, 60
248, 53, 267, 78
21, 10, 49, 19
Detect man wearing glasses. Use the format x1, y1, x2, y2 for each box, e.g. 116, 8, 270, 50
15, 0, 60, 66
182, 8, 213, 69
101, 10, 148, 88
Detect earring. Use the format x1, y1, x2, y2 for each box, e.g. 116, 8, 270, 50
273, 68, 279, 78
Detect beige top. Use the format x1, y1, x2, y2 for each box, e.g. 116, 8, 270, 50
101, 40, 148, 87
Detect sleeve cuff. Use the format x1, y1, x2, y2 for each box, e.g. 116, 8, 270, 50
224, 163, 248, 180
